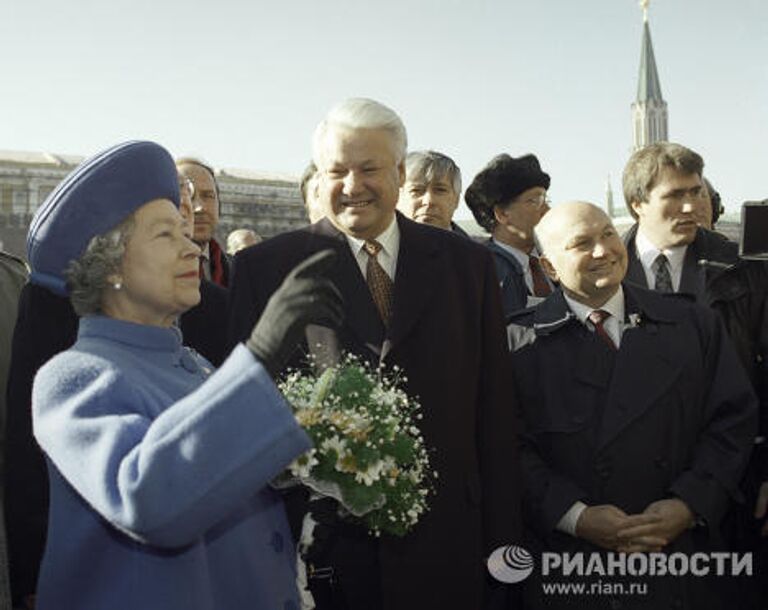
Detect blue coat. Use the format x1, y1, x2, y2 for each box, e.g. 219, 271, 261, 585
32, 316, 311, 610
485, 239, 530, 318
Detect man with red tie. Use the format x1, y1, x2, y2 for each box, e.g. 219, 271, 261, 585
176, 158, 230, 287
507, 201, 756, 610
465, 153, 553, 317
228, 98, 520, 610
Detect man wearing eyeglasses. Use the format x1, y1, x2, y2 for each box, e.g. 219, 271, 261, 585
176, 157, 230, 287
465, 153, 553, 316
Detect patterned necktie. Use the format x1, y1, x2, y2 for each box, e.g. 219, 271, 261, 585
588, 309, 616, 350
363, 240, 393, 326
653, 253, 673, 293
528, 255, 552, 297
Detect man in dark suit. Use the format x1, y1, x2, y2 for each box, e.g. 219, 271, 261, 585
465, 154, 554, 317
228, 98, 520, 610
622, 144, 768, 604
507, 201, 757, 609
620, 142, 737, 298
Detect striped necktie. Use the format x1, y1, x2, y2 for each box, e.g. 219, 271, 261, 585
363, 240, 393, 326
528, 255, 552, 297
588, 309, 616, 350
653, 253, 673, 293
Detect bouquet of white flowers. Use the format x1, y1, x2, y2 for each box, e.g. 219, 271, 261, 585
276, 354, 435, 537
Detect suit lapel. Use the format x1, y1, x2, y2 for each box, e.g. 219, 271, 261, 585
381, 215, 441, 362
624, 227, 649, 289
536, 291, 614, 390
679, 240, 705, 298
597, 287, 682, 450
309, 219, 385, 357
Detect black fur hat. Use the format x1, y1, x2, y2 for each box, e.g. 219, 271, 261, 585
465, 154, 550, 232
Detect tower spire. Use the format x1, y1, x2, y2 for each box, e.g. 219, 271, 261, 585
631, 0, 668, 150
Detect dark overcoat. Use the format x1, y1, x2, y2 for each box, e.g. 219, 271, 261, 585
625, 224, 768, 601
227, 214, 521, 610
485, 239, 529, 318
507, 284, 757, 609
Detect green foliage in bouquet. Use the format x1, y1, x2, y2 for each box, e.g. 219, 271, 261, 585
278, 354, 435, 537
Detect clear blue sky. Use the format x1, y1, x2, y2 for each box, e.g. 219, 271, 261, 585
1, 0, 766, 221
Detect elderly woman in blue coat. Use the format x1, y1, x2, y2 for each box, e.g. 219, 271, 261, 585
27, 141, 341, 610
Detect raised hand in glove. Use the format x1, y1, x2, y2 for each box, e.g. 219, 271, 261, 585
247, 249, 343, 376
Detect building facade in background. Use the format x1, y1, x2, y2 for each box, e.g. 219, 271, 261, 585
0, 150, 309, 259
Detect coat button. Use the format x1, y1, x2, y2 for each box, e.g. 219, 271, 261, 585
594, 458, 611, 479
179, 351, 199, 373
270, 531, 284, 553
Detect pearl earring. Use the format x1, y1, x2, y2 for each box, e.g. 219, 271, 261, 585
113, 280, 122, 290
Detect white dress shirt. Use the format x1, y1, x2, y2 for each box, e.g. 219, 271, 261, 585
563, 287, 627, 349
344, 216, 400, 281
635, 229, 687, 292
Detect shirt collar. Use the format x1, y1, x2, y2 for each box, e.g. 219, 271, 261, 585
199, 241, 211, 261
491, 238, 534, 267
563, 285, 625, 326
344, 215, 400, 258
635, 228, 687, 275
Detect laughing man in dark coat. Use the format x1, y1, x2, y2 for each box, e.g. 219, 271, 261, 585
507, 201, 756, 609
228, 98, 520, 610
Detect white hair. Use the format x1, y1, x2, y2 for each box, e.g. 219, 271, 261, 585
312, 98, 408, 168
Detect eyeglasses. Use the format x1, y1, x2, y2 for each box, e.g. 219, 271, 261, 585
178, 176, 195, 199
516, 194, 551, 208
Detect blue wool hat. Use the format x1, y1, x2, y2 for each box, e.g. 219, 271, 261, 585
27, 141, 180, 296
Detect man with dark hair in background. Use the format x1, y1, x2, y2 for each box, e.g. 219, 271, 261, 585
177, 158, 230, 287
622, 142, 768, 605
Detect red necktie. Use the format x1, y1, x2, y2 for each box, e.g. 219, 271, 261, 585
588, 309, 616, 350
528, 255, 552, 297
364, 240, 393, 326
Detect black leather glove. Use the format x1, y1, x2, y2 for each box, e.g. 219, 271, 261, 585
247, 249, 343, 377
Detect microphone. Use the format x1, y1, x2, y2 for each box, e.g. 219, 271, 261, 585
697, 258, 732, 270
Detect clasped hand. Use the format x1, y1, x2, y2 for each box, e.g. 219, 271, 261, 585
575, 499, 694, 553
